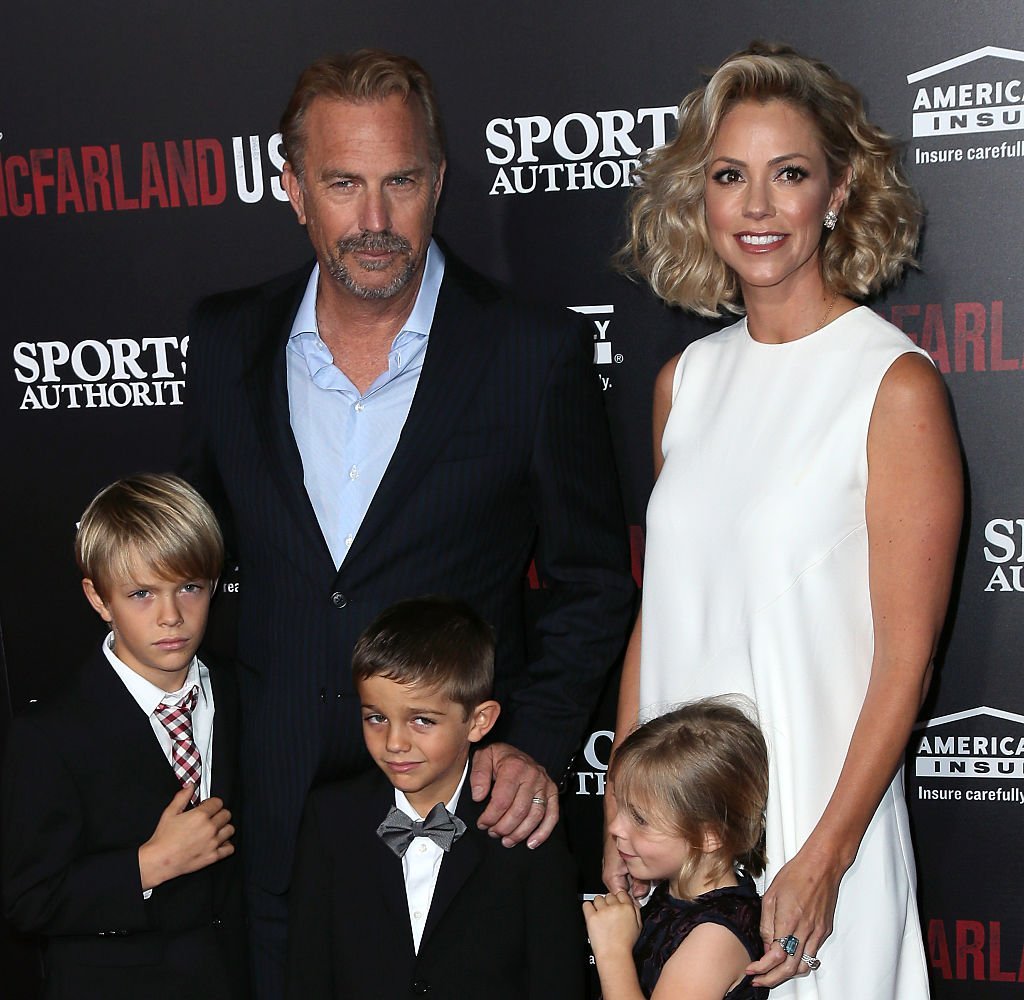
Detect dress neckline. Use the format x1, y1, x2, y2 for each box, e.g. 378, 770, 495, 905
742, 305, 866, 349
657, 870, 758, 909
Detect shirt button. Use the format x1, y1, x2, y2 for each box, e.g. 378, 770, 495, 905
349, 466, 359, 480
354, 402, 364, 412
345, 534, 354, 548
413, 910, 423, 920
330, 592, 347, 608
417, 842, 427, 853
394, 353, 402, 365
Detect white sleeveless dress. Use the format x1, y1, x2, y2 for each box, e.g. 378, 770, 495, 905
639, 307, 931, 999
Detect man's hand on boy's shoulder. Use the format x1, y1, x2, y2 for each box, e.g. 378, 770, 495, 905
470, 743, 559, 850
138, 787, 235, 891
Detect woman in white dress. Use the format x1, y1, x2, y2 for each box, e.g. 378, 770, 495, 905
603, 43, 962, 998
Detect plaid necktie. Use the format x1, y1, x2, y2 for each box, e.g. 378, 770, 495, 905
154, 686, 202, 806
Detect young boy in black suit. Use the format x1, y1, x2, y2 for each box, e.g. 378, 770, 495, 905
287, 596, 586, 999
1, 474, 246, 1000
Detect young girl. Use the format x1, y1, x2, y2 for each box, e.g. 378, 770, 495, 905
583, 698, 769, 1000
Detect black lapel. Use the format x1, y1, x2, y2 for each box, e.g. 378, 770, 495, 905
363, 775, 418, 959
340, 258, 499, 573
418, 788, 485, 952
243, 265, 337, 573
206, 660, 236, 805
81, 650, 182, 802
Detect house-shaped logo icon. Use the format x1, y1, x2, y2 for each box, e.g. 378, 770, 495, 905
907, 47, 1024, 138
912, 706, 1024, 782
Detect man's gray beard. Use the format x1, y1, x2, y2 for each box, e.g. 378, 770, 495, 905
325, 232, 418, 301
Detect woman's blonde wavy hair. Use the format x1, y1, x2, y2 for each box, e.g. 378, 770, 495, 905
622, 41, 922, 317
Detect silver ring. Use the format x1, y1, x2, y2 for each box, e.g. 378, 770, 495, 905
801, 954, 821, 971
531, 796, 547, 805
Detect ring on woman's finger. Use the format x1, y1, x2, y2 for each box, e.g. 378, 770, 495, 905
774, 935, 799, 956
801, 954, 821, 971
530, 795, 547, 805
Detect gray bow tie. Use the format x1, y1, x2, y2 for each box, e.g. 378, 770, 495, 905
376, 802, 467, 858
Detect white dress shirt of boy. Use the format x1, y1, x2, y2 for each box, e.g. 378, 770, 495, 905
103, 633, 215, 801
102, 633, 216, 900
103, 635, 215, 893
394, 763, 468, 954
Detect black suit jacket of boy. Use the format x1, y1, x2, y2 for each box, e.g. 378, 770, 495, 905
1, 650, 247, 1000
286, 766, 586, 1000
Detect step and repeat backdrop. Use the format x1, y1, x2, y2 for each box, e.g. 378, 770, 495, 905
2, 1, 1022, 995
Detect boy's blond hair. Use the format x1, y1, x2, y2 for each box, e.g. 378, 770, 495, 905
76, 473, 223, 597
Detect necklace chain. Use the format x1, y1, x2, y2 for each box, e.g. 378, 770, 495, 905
747, 290, 839, 342
817, 289, 838, 333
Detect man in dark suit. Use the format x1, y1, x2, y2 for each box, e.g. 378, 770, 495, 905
181, 50, 633, 996
2, 474, 246, 1000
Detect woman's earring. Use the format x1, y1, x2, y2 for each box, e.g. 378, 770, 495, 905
823, 209, 838, 231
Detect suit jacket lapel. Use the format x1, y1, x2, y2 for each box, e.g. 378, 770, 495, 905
82, 651, 182, 804
418, 788, 485, 953
207, 663, 236, 805
363, 778, 418, 960
244, 265, 336, 572
342, 259, 497, 572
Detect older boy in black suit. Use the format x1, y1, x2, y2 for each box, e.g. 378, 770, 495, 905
287, 597, 586, 999
1, 474, 246, 1000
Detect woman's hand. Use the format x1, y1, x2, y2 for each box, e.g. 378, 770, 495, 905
747, 842, 847, 988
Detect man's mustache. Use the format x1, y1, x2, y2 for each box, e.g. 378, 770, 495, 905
335, 231, 413, 254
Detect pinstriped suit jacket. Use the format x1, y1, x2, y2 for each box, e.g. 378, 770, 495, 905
180, 250, 633, 892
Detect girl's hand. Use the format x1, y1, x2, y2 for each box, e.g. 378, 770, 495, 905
747, 844, 846, 988
603, 783, 650, 899
583, 890, 643, 959
603, 830, 649, 897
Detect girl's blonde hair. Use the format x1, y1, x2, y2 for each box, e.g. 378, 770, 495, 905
622, 40, 922, 317
611, 697, 769, 897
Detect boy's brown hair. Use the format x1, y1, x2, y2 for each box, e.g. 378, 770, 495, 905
352, 596, 494, 715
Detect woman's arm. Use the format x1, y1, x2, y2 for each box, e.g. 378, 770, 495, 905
603, 354, 678, 894
603, 612, 642, 893
750, 352, 963, 988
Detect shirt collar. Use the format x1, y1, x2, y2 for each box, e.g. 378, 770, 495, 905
102, 633, 209, 716
394, 760, 468, 821
403, 239, 444, 340
289, 238, 445, 349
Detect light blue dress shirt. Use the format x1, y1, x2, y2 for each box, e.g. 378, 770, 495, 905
287, 240, 445, 568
